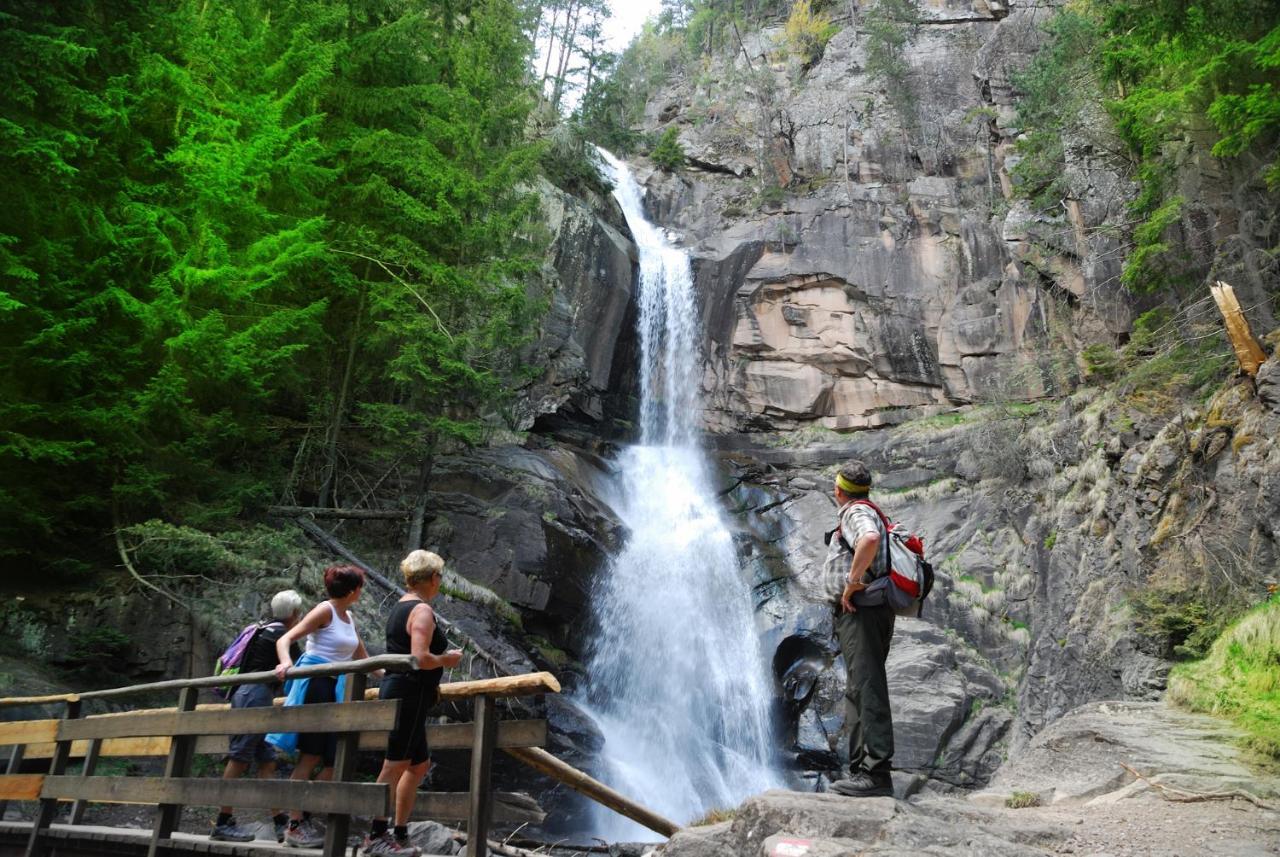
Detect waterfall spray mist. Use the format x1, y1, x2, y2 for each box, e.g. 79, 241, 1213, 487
580, 151, 782, 839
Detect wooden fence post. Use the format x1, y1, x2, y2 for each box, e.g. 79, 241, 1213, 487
0, 743, 25, 820
147, 686, 198, 857
67, 737, 102, 825
323, 672, 369, 857
25, 698, 80, 857
466, 694, 497, 857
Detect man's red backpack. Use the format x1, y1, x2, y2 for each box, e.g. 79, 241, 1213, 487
844, 499, 935, 617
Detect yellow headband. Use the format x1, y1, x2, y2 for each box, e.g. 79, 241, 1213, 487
836, 473, 870, 494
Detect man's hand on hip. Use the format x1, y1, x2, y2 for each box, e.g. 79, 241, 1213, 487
841, 578, 867, 613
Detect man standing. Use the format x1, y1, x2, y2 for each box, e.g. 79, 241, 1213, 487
823, 461, 895, 798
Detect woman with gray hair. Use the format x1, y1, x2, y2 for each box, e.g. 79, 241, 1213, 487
210, 589, 303, 843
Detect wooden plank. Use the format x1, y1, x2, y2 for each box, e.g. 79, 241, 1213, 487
410, 791, 543, 823
505, 747, 680, 838
423, 720, 546, 752
0, 720, 57, 746
0, 694, 78, 709
24, 736, 175, 760
58, 700, 399, 741
67, 737, 101, 825
466, 695, 497, 857
360, 672, 561, 703
150, 686, 198, 857
322, 672, 366, 857
28, 718, 544, 758
40, 776, 391, 817
0, 775, 43, 801
0, 742, 26, 818
438, 672, 561, 700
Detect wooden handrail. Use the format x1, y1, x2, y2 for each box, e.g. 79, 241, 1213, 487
0, 654, 416, 708
0, 663, 560, 710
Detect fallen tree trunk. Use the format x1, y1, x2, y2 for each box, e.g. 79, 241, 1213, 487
288, 516, 518, 678
291, 516, 402, 596
268, 506, 409, 520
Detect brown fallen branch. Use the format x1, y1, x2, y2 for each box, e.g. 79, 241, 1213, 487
113, 504, 191, 612
1119, 762, 1277, 810
506, 747, 680, 838
268, 505, 409, 520
291, 515, 405, 596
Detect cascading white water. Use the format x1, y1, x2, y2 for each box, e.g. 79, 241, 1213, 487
580, 151, 783, 840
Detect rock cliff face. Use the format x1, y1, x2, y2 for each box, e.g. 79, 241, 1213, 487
717, 358, 1280, 793
628, 0, 1231, 432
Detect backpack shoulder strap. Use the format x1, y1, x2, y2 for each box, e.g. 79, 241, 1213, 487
849, 499, 892, 578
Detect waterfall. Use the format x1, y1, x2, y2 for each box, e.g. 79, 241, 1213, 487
579, 151, 783, 840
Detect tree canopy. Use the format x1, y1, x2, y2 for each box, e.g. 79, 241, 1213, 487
0, 0, 546, 575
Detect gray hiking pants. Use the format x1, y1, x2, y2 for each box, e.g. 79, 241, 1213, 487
835, 604, 895, 776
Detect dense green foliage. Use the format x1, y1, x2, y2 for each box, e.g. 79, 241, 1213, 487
0, 0, 546, 575
1013, 1, 1280, 294
576, 0, 797, 153
650, 126, 687, 170
1169, 596, 1280, 763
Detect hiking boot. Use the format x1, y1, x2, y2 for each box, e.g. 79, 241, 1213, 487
210, 818, 256, 842
831, 771, 893, 797
285, 818, 326, 849
361, 831, 421, 855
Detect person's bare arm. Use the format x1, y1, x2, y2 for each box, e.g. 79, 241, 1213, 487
840, 532, 881, 613
408, 604, 463, 670
274, 602, 330, 679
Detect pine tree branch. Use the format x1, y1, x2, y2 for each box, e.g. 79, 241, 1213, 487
112, 505, 192, 612
330, 248, 454, 341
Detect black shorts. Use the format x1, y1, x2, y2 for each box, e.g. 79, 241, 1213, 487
381, 676, 437, 765
296, 675, 338, 766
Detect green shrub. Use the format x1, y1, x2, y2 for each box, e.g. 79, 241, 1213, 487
785, 0, 839, 68
120, 521, 299, 580
1120, 196, 1188, 294
1169, 597, 1280, 763
650, 126, 685, 171
864, 0, 919, 122
1005, 790, 1042, 809
65, 627, 131, 670
540, 123, 614, 198
1082, 343, 1122, 382
1131, 586, 1228, 661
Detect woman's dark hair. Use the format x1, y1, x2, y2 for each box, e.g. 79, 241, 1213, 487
323, 565, 365, 599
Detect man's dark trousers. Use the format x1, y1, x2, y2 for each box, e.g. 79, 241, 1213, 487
835, 603, 895, 776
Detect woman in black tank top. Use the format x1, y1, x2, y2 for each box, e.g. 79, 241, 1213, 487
361, 551, 463, 855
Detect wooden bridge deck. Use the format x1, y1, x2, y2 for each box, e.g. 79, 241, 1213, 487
0, 820, 455, 855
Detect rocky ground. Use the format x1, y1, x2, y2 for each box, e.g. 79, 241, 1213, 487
659, 701, 1280, 857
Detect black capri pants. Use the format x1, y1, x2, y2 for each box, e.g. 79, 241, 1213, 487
296, 675, 339, 766
381, 675, 437, 765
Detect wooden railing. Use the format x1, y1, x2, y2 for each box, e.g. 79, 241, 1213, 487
0, 656, 563, 857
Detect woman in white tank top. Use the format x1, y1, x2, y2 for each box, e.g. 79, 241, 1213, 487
265, 565, 370, 848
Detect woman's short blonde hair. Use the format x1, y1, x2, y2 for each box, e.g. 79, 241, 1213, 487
401, 550, 445, 588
